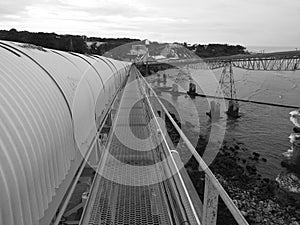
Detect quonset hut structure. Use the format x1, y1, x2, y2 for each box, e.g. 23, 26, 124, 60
0, 41, 130, 225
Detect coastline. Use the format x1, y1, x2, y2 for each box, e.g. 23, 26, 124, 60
166, 116, 300, 225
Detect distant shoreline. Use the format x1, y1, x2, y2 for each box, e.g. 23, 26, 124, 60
246, 46, 300, 53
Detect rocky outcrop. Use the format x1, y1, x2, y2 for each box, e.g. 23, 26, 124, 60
166, 112, 300, 224
276, 172, 300, 194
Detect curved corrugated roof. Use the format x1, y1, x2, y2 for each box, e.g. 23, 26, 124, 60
0, 41, 131, 225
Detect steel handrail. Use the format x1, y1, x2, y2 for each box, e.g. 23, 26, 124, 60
139, 74, 249, 225
139, 74, 202, 224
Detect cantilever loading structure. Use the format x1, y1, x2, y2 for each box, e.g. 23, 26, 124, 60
0, 41, 249, 225
141, 50, 300, 71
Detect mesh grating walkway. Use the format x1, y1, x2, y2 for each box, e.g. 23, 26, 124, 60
80, 68, 198, 225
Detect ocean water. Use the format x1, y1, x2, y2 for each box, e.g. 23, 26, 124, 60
246, 46, 300, 53
147, 68, 300, 179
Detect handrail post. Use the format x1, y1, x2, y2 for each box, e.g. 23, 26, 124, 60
202, 174, 219, 225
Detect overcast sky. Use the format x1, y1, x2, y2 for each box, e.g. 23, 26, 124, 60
0, 0, 299, 47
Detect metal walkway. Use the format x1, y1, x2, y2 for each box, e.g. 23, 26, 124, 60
78, 65, 251, 225
80, 67, 199, 225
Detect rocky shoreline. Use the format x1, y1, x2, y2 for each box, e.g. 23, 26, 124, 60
166, 118, 300, 225
206, 141, 300, 225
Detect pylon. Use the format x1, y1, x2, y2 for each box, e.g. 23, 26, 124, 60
218, 62, 239, 118
219, 62, 237, 100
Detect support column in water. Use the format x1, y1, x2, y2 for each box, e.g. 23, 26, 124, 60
227, 100, 240, 118
188, 82, 196, 94
207, 100, 221, 121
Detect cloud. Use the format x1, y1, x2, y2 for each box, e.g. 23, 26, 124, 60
0, 0, 299, 46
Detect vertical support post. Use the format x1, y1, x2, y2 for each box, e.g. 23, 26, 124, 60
95, 138, 101, 162
161, 110, 165, 123
157, 109, 165, 122
106, 112, 112, 127
146, 61, 149, 76
202, 174, 219, 225
208, 100, 221, 121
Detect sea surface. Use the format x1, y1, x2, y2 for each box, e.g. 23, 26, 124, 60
146, 68, 300, 179
246, 46, 300, 53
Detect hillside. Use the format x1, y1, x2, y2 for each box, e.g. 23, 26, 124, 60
0, 29, 248, 59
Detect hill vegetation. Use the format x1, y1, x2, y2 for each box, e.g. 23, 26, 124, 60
0, 29, 89, 53
189, 43, 247, 58
0, 29, 248, 58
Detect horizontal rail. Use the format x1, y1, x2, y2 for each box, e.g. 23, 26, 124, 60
139, 75, 249, 225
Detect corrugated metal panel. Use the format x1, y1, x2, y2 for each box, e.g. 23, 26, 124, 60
0, 44, 74, 225
0, 42, 74, 119
17, 47, 82, 108
93, 56, 118, 97
69, 53, 104, 101
62, 53, 107, 155
0, 41, 131, 225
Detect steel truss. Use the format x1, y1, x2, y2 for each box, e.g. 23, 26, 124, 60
218, 62, 237, 100
189, 57, 300, 71
154, 52, 300, 71
231, 57, 300, 71
204, 54, 300, 71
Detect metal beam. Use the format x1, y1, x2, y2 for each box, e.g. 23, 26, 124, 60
139, 51, 300, 71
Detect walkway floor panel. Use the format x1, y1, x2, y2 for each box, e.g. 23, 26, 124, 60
81, 72, 174, 225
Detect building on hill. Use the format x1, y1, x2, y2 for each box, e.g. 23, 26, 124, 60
130, 44, 148, 56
